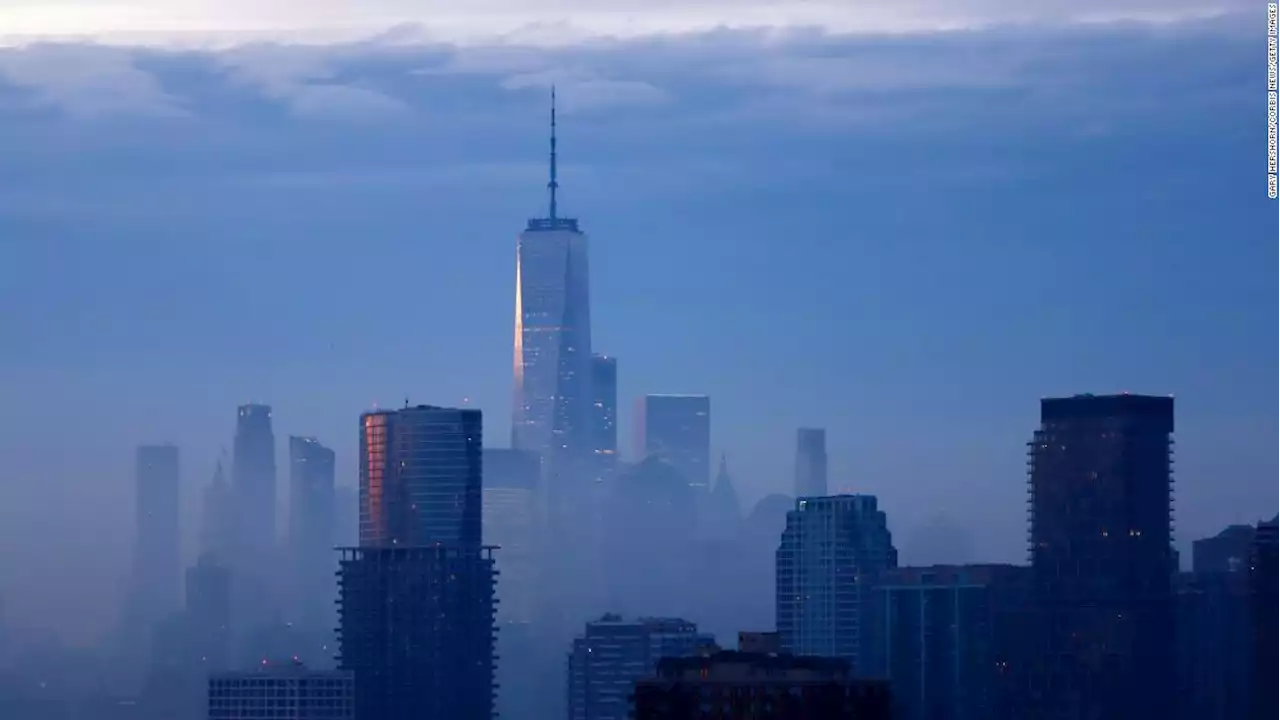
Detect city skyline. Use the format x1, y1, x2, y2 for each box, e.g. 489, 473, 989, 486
0, 9, 1274, 645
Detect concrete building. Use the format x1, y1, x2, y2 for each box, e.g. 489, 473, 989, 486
874, 564, 1029, 720
567, 614, 715, 720
631, 650, 891, 720
207, 662, 353, 720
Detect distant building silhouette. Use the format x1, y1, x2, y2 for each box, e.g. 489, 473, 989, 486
128, 444, 182, 638
1026, 394, 1176, 720
634, 394, 712, 491
590, 354, 618, 482
482, 448, 540, 624
702, 454, 742, 539
632, 650, 892, 720
793, 428, 828, 498
200, 455, 236, 563
567, 614, 715, 720
1249, 517, 1277, 720
207, 662, 353, 719
873, 564, 1029, 720
1193, 523, 1256, 574
776, 495, 897, 675
232, 404, 278, 624
339, 404, 495, 720
288, 436, 336, 632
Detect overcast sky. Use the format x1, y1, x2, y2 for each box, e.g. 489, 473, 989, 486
0, 3, 1274, 642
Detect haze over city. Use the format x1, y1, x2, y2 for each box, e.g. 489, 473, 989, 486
0, 2, 1275, 720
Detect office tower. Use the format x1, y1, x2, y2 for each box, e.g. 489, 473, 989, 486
1250, 517, 1277, 720
633, 394, 712, 491
567, 614, 715, 720
201, 455, 236, 561
1027, 394, 1176, 720
874, 564, 1029, 720
288, 436, 337, 630
339, 404, 496, 720
207, 663, 354, 720
129, 444, 182, 633
511, 89, 593, 512
776, 495, 897, 674
233, 404, 278, 601
632, 651, 893, 720
794, 428, 828, 497
483, 448, 540, 623
590, 354, 618, 481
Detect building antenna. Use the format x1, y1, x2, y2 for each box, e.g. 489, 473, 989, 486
548, 85, 558, 221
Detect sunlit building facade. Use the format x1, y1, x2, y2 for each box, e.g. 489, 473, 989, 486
359, 405, 483, 547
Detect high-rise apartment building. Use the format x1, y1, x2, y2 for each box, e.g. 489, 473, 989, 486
359, 405, 483, 547
233, 404, 278, 606
1249, 517, 1277, 720
207, 662, 353, 720
511, 89, 593, 518
567, 614, 716, 720
632, 650, 893, 720
1027, 394, 1176, 720
794, 428, 828, 497
633, 394, 711, 491
590, 354, 618, 481
340, 404, 496, 720
129, 444, 182, 632
874, 564, 1029, 720
288, 436, 336, 629
482, 448, 540, 623
776, 495, 897, 675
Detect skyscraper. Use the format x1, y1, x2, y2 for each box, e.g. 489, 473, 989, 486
511, 88, 593, 515
339, 404, 496, 720
233, 404, 278, 598
359, 406, 483, 547
208, 663, 354, 720
794, 428, 828, 497
776, 495, 897, 675
633, 394, 712, 491
288, 436, 336, 630
1027, 393, 1176, 720
590, 354, 618, 482
128, 444, 182, 633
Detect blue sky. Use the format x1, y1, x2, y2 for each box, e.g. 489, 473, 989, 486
0, 3, 1275, 639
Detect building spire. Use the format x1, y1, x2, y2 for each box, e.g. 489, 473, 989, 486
548, 85, 558, 221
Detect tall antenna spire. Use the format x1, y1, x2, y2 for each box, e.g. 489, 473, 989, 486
548, 85, 558, 221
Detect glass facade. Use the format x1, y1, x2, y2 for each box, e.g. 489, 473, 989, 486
359, 405, 483, 549
288, 436, 336, 629
794, 427, 828, 498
